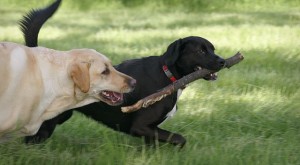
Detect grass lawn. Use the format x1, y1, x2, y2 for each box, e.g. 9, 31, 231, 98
0, 0, 299, 164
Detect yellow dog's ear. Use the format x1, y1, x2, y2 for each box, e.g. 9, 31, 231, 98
69, 62, 91, 93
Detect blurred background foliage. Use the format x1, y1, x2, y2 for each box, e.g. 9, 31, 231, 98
1, 0, 299, 12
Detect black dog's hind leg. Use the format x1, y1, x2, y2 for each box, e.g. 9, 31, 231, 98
25, 111, 73, 144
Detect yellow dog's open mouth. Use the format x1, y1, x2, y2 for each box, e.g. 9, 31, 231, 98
99, 91, 124, 105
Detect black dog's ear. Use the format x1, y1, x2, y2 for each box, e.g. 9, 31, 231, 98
162, 39, 182, 66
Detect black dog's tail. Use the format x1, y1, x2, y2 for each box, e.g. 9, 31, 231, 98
19, 0, 62, 47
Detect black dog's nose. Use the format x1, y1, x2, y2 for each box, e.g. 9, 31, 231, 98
129, 78, 137, 89
218, 58, 226, 67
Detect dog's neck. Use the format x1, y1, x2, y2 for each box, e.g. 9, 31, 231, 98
161, 63, 184, 83
162, 65, 177, 82
34, 51, 98, 123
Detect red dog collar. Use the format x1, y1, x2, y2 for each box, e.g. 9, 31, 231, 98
162, 65, 177, 82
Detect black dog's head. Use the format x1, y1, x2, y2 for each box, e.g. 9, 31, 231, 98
162, 36, 225, 81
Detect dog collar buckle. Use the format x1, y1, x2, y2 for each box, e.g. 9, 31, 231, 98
162, 65, 177, 82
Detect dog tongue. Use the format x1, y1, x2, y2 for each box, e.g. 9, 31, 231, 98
112, 92, 123, 102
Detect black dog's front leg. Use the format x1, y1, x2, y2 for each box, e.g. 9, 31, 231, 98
155, 127, 186, 147
130, 124, 186, 147
129, 101, 186, 147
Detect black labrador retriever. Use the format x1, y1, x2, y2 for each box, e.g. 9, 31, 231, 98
23, 0, 225, 147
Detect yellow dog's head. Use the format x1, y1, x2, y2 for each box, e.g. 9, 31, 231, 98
68, 49, 136, 106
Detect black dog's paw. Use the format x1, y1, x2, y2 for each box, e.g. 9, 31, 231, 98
24, 131, 49, 144
169, 133, 186, 148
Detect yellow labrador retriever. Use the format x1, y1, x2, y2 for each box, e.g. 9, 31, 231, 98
0, 42, 136, 142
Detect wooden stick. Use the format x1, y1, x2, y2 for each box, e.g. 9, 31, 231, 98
121, 52, 244, 113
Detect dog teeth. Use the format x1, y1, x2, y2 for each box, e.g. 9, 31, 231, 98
102, 91, 110, 97
210, 73, 217, 76
195, 66, 202, 71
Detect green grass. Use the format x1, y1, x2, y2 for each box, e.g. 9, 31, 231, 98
0, 0, 300, 164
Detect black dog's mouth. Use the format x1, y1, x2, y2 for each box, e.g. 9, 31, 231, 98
99, 91, 124, 106
195, 66, 218, 81
204, 72, 218, 81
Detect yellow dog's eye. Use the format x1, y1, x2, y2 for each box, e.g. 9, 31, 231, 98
101, 68, 110, 75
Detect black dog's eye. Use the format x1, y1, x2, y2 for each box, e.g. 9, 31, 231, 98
101, 67, 110, 75
197, 49, 205, 54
